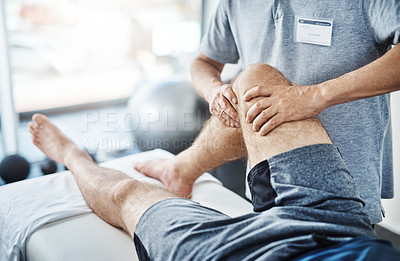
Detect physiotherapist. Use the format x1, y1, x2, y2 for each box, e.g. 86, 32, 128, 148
191, 0, 400, 224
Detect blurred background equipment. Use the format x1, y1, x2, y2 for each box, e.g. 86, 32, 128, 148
40, 158, 58, 175
0, 154, 30, 183
127, 79, 209, 155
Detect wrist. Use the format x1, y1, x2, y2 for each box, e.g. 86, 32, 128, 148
206, 80, 224, 103
313, 82, 333, 111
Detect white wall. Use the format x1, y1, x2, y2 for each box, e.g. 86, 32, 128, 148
381, 91, 400, 234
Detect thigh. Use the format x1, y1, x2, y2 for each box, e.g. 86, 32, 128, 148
134, 198, 265, 261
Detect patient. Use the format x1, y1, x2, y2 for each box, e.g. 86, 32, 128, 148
30, 64, 381, 260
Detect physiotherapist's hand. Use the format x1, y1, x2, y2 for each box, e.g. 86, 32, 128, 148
207, 83, 239, 128
243, 84, 325, 135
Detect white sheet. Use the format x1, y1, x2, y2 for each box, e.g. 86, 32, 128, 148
0, 149, 222, 261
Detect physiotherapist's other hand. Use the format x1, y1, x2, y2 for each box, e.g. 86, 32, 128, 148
243, 84, 325, 135
207, 83, 239, 128
133, 158, 194, 198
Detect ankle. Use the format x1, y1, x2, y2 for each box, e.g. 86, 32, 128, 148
64, 146, 92, 169
170, 156, 200, 186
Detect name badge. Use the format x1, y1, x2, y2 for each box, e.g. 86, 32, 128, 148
294, 16, 333, 46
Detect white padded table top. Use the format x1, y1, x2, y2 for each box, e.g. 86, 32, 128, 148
27, 213, 136, 261
25, 151, 253, 261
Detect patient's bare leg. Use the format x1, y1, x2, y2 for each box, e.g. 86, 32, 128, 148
134, 64, 332, 194
232, 63, 332, 166
27, 64, 330, 240
29, 114, 175, 237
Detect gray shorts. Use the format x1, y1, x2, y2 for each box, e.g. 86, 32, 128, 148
134, 144, 376, 261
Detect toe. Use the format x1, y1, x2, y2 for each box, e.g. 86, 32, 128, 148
31, 132, 39, 140
28, 122, 37, 132
29, 126, 35, 134
33, 139, 41, 147
133, 161, 146, 171
32, 113, 49, 125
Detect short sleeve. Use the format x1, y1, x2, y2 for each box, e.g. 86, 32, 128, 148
200, 0, 239, 64
363, 0, 400, 45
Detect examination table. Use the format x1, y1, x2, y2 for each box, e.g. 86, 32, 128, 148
1, 150, 399, 261
26, 176, 253, 261
0, 149, 253, 261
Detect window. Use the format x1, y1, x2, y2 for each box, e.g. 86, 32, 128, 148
4, 0, 201, 112
0, 0, 202, 182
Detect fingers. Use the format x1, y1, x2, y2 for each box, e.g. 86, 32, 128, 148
244, 97, 283, 135
221, 98, 238, 122
210, 98, 238, 128
221, 84, 238, 105
252, 107, 275, 132
209, 84, 239, 128
218, 85, 239, 126
246, 98, 271, 123
220, 111, 239, 128
259, 114, 283, 136
218, 99, 239, 127
243, 85, 273, 101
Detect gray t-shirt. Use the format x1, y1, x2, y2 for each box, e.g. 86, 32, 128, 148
201, 0, 400, 224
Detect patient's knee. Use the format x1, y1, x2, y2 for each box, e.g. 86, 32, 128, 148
246, 63, 277, 76
231, 63, 290, 117
232, 63, 289, 99
245, 63, 285, 80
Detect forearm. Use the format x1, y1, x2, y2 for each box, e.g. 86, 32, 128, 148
191, 53, 225, 102
174, 116, 246, 182
320, 44, 400, 107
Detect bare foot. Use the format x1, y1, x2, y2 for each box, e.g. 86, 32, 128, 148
133, 159, 194, 198
29, 113, 91, 167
